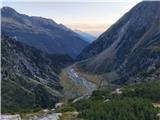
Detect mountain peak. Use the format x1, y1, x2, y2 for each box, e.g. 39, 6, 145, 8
1, 6, 18, 16
2, 6, 16, 11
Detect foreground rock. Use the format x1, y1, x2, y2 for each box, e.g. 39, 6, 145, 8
30, 113, 62, 120
1, 114, 21, 120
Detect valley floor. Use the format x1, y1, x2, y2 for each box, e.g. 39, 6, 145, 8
2, 64, 160, 120
60, 65, 98, 102
67, 67, 96, 95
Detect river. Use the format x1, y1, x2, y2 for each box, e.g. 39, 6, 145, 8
67, 67, 97, 95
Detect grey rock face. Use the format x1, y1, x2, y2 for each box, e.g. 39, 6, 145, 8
1, 35, 73, 113
77, 1, 160, 84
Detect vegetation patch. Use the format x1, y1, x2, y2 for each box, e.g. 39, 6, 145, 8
71, 81, 160, 120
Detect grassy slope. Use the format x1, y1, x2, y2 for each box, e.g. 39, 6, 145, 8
60, 112, 82, 120
74, 64, 119, 90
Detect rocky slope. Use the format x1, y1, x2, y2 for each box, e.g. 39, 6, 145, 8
1, 7, 89, 58
77, 1, 160, 84
1, 35, 73, 113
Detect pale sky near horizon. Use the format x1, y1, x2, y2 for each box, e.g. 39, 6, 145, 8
2, 1, 141, 36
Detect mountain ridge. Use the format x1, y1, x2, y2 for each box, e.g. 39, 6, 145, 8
1, 6, 89, 58
77, 1, 160, 84
1, 34, 73, 113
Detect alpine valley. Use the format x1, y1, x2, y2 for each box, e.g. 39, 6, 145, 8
1, 1, 160, 120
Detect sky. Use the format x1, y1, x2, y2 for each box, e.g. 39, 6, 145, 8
2, 0, 141, 37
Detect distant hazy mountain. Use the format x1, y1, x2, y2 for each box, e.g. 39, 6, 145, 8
74, 30, 96, 43
1, 7, 89, 58
78, 1, 160, 84
1, 35, 73, 113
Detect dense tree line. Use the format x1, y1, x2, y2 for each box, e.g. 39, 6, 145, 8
122, 80, 160, 102
74, 97, 158, 120
72, 81, 160, 120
